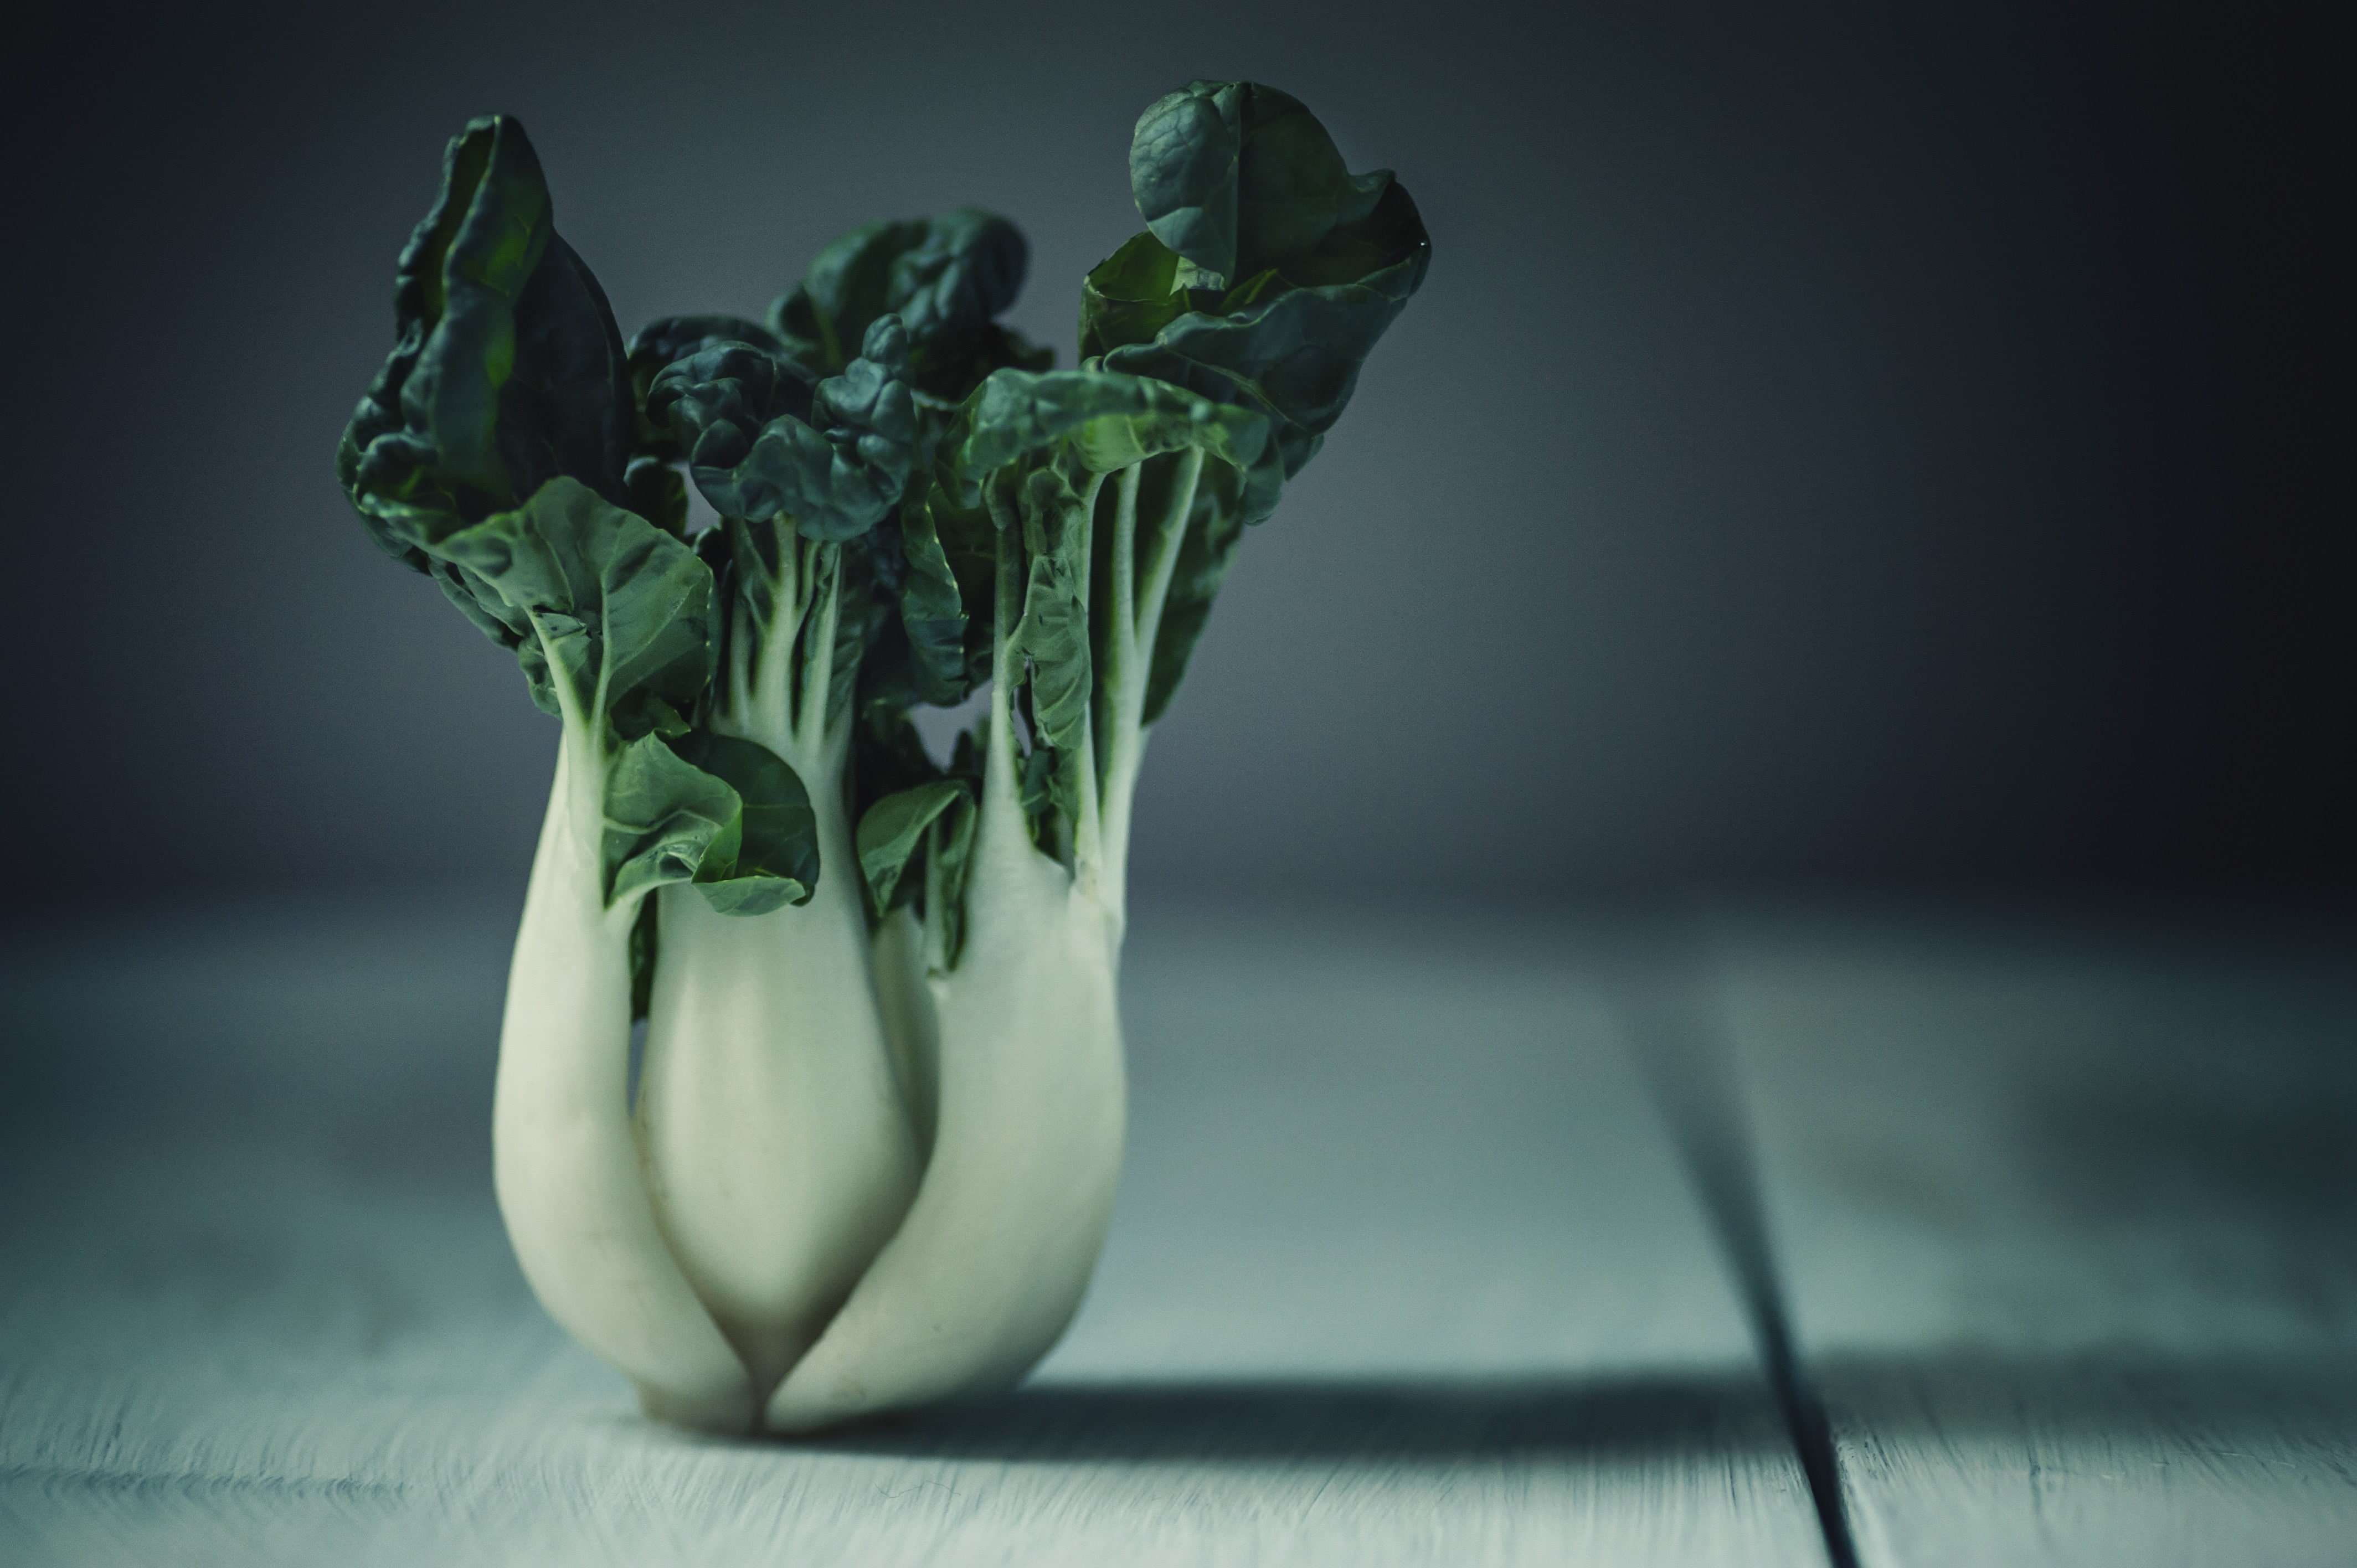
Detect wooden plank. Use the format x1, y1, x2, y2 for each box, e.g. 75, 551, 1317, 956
1718, 912, 2357, 1566
0, 906, 1820, 1566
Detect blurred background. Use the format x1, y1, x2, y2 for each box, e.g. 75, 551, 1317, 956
4, 7, 2352, 1559
7, 0, 2348, 911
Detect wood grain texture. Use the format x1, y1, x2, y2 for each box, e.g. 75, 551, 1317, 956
1718, 911, 2357, 1567
0, 904, 1817, 1567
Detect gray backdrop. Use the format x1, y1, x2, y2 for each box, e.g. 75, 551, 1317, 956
12, 0, 2346, 907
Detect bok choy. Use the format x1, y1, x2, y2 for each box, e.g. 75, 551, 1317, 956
338, 81, 1425, 1435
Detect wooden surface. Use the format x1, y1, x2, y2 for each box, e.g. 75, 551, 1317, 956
6, 903, 2351, 1565
1718, 911, 2357, 1567
0, 905, 1819, 1567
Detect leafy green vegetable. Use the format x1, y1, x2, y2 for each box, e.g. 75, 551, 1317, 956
338, 114, 886, 1438
890, 495, 974, 704
649, 319, 912, 544
626, 314, 790, 463
1130, 81, 1390, 291
770, 209, 1053, 398
623, 455, 691, 538
337, 116, 635, 564
925, 368, 1278, 836
855, 778, 973, 914
338, 83, 1428, 1440
1081, 80, 1430, 477
336, 116, 814, 914
943, 368, 1272, 501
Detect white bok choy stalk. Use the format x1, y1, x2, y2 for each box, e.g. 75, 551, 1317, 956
753, 207, 1058, 1163
617, 207, 1055, 1404
336, 116, 821, 1430
772, 77, 1430, 1431
629, 319, 924, 1402
337, 82, 1429, 1438
471, 480, 822, 1432
770, 374, 1278, 1430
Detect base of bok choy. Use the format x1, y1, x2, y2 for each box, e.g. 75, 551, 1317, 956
495, 735, 756, 1434
635, 552, 920, 1400
770, 651, 1126, 1431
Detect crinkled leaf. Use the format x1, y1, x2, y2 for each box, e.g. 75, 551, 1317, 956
671, 730, 820, 914
1098, 202, 1426, 477
626, 314, 788, 460
656, 317, 916, 541
1088, 82, 1431, 478
770, 209, 1052, 399
338, 116, 634, 568
646, 340, 818, 506
434, 477, 716, 730
601, 730, 816, 914
771, 218, 930, 375
628, 313, 786, 370
944, 368, 1269, 506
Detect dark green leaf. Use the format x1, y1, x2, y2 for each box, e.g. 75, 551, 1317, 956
1129, 80, 1390, 293
930, 367, 1288, 740
601, 729, 817, 915
1011, 464, 1094, 824
626, 314, 787, 460
622, 456, 689, 538
771, 218, 929, 376
434, 477, 716, 730
944, 368, 1269, 506
896, 494, 971, 704
1077, 230, 1186, 364
672, 731, 820, 914
770, 209, 1051, 400
852, 648, 940, 796
601, 732, 743, 907
1100, 192, 1427, 477
646, 341, 817, 503
1094, 84, 1431, 478
1128, 82, 1244, 291
856, 779, 971, 915
430, 556, 531, 661
655, 317, 916, 541
826, 529, 898, 732
338, 116, 634, 564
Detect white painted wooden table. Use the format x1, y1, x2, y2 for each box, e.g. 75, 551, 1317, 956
1, 905, 1820, 1566
1719, 911, 2357, 1567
